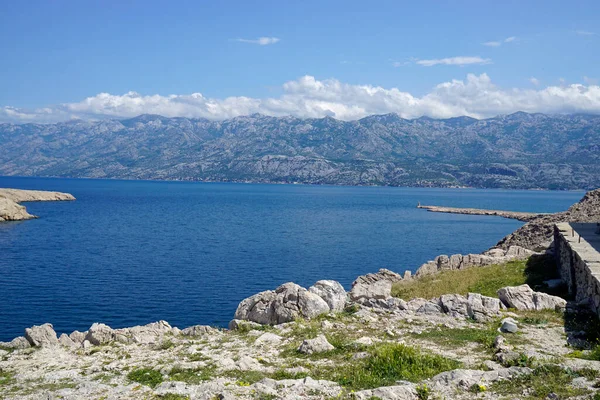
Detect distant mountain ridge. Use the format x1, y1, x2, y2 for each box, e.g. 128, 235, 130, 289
1, 112, 600, 189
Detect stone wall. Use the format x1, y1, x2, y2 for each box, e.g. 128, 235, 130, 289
554, 222, 600, 315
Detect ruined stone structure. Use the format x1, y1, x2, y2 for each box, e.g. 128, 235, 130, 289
554, 222, 600, 315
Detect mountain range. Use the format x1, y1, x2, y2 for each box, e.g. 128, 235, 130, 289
1, 112, 600, 189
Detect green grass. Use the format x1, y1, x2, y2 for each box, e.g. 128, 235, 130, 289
312, 343, 460, 390
410, 319, 530, 354
0, 370, 15, 387
490, 364, 592, 399
392, 255, 562, 300
168, 366, 215, 384
127, 368, 163, 388
411, 325, 500, 351
155, 394, 190, 400
157, 339, 175, 350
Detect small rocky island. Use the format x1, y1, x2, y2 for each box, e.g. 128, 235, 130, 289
0, 188, 75, 222
1, 189, 600, 399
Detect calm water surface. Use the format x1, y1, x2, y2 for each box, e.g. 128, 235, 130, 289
0, 177, 584, 341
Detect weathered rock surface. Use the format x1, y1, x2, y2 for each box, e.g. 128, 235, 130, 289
297, 335, 335, 354
308, 280, 347, 312
353, 385, 418, 399
58, 333, 77, 348
1, 336, 31, 349
349, 268, 403, 301
228, 319, 262, 331
234, 282, 330, 325
500, 317, 519, 333
24, 323, 59, 347
415, 246, 536, 277
438, 293, 501, 322
181, 324, 219, 336
430, 366, 532, 390
0, 188, 75, 222
0, 197, 33, 221
497, 284, 567, 311
0, 188, 76, 203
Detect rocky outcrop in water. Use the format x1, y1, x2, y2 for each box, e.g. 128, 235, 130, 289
0, 188, 75, 222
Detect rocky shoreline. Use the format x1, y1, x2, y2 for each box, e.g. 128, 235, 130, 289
0, 188, 75, 222
0, 269, 576, 400
1, 189, 600, 399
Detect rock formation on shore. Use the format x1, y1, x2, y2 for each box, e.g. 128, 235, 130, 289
0, 188, 75, 222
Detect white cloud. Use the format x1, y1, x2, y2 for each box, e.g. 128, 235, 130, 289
416, 56, 491, 67
529, 77, 540, 86
234, 37, 280, 45
483, 41, 501, 47
2, 74, 600, 123
483, 36, 517, 47
575, 30, 596, 36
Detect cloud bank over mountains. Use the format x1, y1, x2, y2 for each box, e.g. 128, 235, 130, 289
2, 73, 600, 123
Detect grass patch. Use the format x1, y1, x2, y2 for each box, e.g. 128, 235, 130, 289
0, 370, 15, 386
169, 366, 214, 384
157, 340, 175, 350
392, 255, 561, 300
516, 309, 565, 326
490, 364, 591, 399
127, 368, 163, 388
411, 320, 529, 354
155, 394, 190, 400
411, 325, 499, 351
312, 343, 460, 390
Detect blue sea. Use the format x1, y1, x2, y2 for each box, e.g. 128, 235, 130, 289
0, 177, 585, 341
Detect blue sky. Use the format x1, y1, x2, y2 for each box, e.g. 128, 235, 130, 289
1, 0, 599, 122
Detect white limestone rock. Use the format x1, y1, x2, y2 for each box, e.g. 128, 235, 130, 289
24, 323, 59, 347
497, 284, 567, 311
308, 280, 347, 312
58, 333, 77, 348
439, 294, 469, 318
500, 317, 518, 333
84, 323, 114, 346
112, 320, 173, 344
348, 269, 403, 301
69, 330, 86, 344
352, 385, 418, 399
0, 197, 34, 221
467, 293, 501, 321
228, 319, 261, 331
254, 332, 283, 346
5, 336, 31, 349
298, 334, 335, 354
234, 282, 330, 325
181, 324, 220, 337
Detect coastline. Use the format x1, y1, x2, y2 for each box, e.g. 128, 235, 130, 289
0, 188, 75, 222
0, 188, 599, 399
